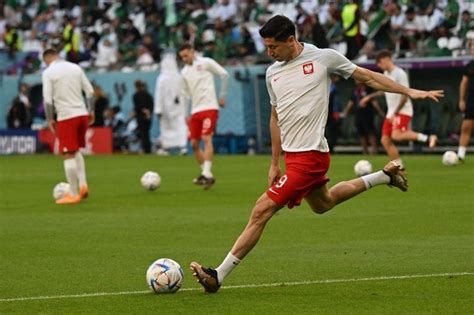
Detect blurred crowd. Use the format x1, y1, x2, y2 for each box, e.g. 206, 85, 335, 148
1, 0, 473, 74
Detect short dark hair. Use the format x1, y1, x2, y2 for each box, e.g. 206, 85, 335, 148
376, 49, 392, 62
259, 15, 296, 41
405, 6, 415, 15
179, 43, 193, 52
42, 48, 58, 58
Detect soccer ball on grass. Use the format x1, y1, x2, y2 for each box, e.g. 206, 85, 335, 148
53, 182, 70, 200
141, 171, 161, 190
146, 258, 184, 294
442, 151, 459, 166
354, 160, 373, 176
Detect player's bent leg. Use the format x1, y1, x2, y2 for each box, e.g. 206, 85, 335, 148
201, 134, 215, 189
305, 161, 407, 214
305, 181, 366, 215
190, 139, 204, 164
230, 193, 281, 258
459, 120, 473, 146
191, 139, 207, 185
75, 152, 88, 198
381, 136, 401, 161
391, 129, 437, 148
391, 129, 417, 142
57, 151, 81, 204
202, 134, 214, 162
368, 134, 378, 154
190, 193, 282, 293
458, 120, 473, 161
458, 120, 473, 160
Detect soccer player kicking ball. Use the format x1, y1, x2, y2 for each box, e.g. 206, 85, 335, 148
360, 50, 438, 171
190, 15, 444, 293
179, 43, 229, 189
42, 48, 94, 204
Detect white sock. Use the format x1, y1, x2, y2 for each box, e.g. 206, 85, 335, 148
458, 146, 466, 160
75, 152, 87, 187
202, 160, 213, 178
64, 158, 79, 196
215, 252, 241, 284
361, 171, 390, 190
416, 133, 428, 142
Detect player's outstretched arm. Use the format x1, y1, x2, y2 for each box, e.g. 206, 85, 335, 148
351, 66, 444, 102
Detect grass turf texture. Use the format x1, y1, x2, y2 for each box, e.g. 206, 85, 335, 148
0, 154, 473, 314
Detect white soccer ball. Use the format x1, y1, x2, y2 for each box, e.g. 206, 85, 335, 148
354, 160, 373, 176
442, 151, 459, 166
146, 258, 184, 294
141, 171, 161, 190
53, 182, 70, 200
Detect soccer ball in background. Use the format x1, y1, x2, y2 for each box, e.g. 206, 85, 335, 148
141, 171, 161, 190
442, 151, 459, 166
354, 160, 373, 177
53, 182, 70, 200
146, 258, 184, 294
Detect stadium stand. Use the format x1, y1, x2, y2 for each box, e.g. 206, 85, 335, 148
0, 0, 473, 74
0, 0, 472, 154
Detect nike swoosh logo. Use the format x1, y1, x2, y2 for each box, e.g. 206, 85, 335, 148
273, 77, 281, 82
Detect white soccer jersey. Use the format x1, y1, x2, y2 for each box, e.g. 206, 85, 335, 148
181, 56, 229, 115
42, 59, 94, 121
266, 43, 356, 153
383, 66, 413, 117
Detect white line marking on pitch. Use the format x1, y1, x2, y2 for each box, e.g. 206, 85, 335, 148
1, 272, 472, 302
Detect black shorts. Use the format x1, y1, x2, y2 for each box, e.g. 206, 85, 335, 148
463, 100, 474, 120
355, 117, 376, 137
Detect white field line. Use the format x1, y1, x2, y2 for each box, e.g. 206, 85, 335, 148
1, 272, 472, 302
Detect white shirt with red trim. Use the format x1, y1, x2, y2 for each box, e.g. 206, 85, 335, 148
181, 56, 229, 115
266, 43, 356, 153
42, 59, 94, 121
383, 66, 413, 117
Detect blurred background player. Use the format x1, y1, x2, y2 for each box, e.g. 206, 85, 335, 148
154, 52, 187, 156
104, 106, 127, 152
189, 15, 444, 293
179, 43, 229, 189
91, 83, 109, 127
360, 50, 438, 170
325, 74, 342, 153
132, 80, 154, 154
42, 48, 94, 204
457, 60, 474, 162
343, 82, 385, 154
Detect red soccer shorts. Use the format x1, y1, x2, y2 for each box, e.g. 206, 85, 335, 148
382, 114, 412, 137
188, 109, 219, 140
266, 151, 330, 209
56, 115, 89, 153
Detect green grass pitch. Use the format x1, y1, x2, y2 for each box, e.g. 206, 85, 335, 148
0, 154, 473, 314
